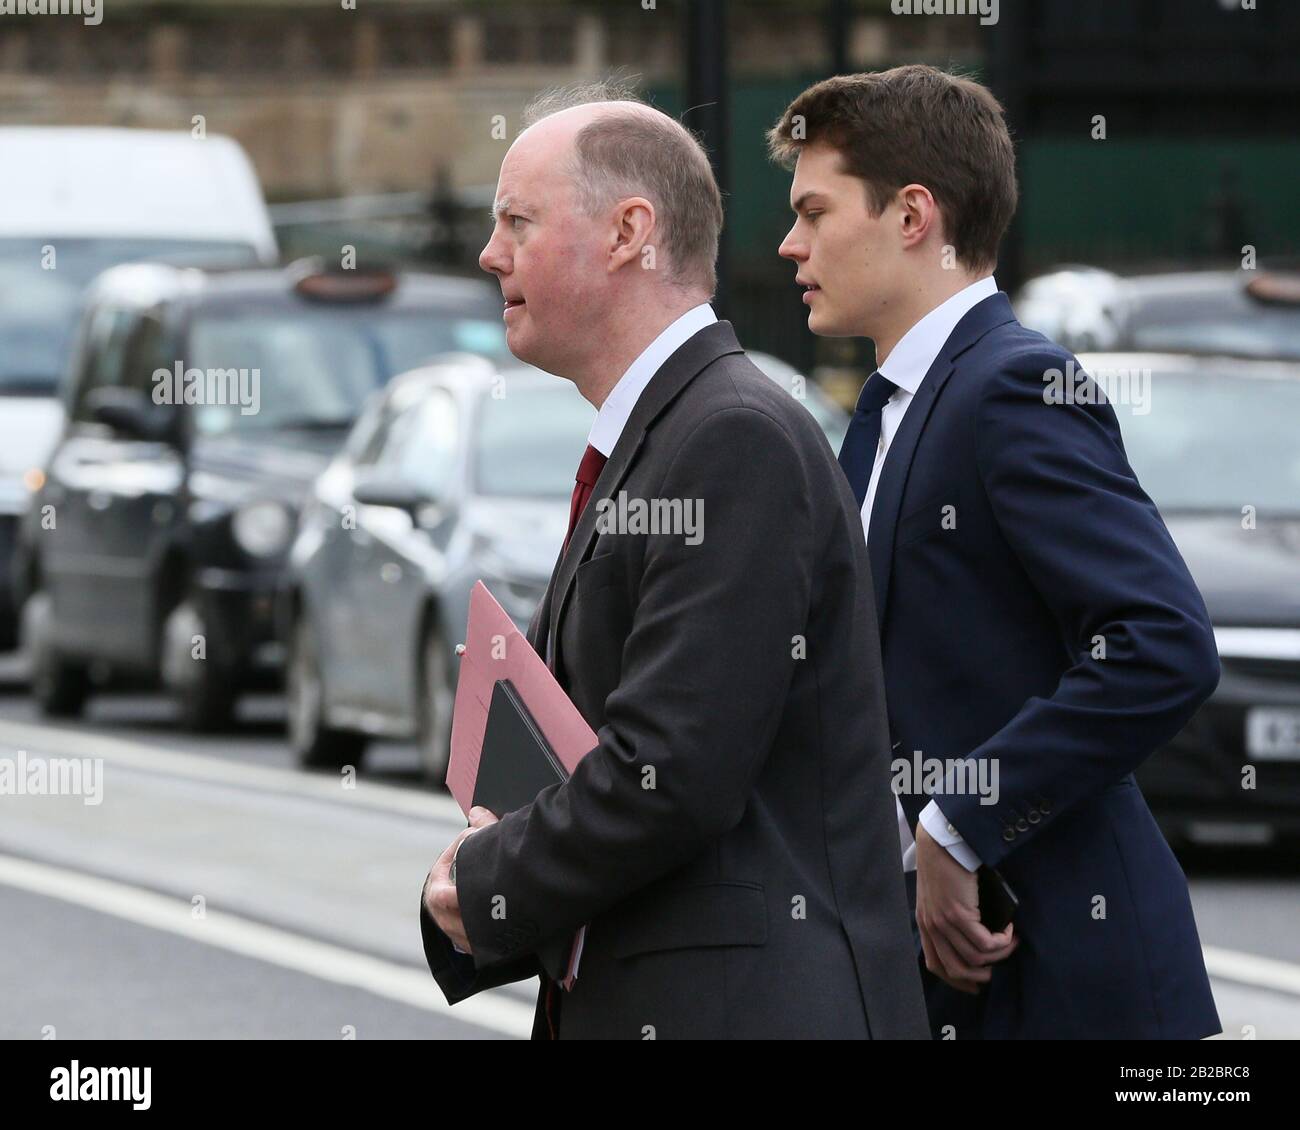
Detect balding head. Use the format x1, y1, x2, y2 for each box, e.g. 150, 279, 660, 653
515, 83, 724, 294
480, 80, 724, 388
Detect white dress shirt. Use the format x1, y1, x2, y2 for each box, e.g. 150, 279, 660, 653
542, 303, 716, 669
587, 303, 718, 456
863, 275, 998, 874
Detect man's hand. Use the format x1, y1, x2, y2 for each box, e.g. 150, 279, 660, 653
422, 807, 499, 955
915, 820, 1018, 994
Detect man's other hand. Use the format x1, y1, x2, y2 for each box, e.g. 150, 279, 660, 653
915, 820, 1018, 994
422, 807, 499, 954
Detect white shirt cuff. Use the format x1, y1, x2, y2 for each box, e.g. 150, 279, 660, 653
449, 828, 482, 955
919, 800, 981, 872
895, 795, 917, 873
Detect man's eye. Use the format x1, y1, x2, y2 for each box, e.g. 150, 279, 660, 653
806, 211, 822, 222
509, 215, 526, 231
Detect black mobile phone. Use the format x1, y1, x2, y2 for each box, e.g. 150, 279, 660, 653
977, 866, 1019, 933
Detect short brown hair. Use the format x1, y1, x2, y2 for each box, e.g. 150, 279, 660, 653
523, 80, 724, 295
767, 65, 1017, 272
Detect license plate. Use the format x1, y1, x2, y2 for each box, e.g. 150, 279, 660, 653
1245, 708, 1300, 760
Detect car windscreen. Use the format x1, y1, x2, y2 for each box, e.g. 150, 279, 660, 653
474, 383, 594, 499
1110, 368, 1300, 515
0, 237, 258, 396
1127, 292, 1300, 360
186, 305, 508, 436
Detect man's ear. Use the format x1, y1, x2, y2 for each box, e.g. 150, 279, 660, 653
608, 196, 655, 273
897, 183, 939, 252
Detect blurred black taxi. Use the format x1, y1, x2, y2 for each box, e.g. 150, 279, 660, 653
1077, 350, 1300, 849
13, 258, 505, 729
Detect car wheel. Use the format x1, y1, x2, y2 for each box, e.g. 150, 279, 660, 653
23, 591, 90, 718
416, 622, 454, 785
288, 612, 368, 771
161, 594, 236, 732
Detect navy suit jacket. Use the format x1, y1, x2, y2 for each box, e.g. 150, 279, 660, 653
873, 292, 1221, 1039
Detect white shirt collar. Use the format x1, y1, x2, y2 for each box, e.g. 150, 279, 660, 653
877, 276, 998, 396
587, 303, 718, 457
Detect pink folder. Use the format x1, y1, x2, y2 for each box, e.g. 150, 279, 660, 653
446, 580, 597, 987
447, 581, 596, 810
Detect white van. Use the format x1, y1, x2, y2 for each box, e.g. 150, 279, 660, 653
0, 127, 277, 649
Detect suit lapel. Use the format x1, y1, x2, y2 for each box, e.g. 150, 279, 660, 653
545, 321, 744, 676
526, 551, 563, 661
866, 292, 1018, 626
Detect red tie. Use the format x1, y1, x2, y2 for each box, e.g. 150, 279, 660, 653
564, 444, 607, 553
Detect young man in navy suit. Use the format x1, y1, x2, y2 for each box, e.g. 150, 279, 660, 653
769, 65, 1222, 1039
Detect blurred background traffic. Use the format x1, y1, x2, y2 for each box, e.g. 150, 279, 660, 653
0, 0, 1297, 1039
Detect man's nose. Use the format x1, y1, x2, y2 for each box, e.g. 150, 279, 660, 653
479, 231, 507, 276
778, 225, 805, 261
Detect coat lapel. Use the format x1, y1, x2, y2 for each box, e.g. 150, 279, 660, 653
866, 293, 1018, 626
544, 320, 744, 676
526, 549, 564, 660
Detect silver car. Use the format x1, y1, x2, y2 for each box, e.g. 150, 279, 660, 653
1014, 266, 1300, 359
282, 350, 848, 783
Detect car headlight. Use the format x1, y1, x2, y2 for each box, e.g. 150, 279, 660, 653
232, 500, 294, 558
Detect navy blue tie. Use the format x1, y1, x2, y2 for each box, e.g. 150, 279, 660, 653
837, 371, 898, 509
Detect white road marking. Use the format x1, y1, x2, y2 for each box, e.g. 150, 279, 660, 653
0, 853, 534, 1040
5, 721, 1299, 1015
1203, 945, 1300, 998
0, 717, 465, 823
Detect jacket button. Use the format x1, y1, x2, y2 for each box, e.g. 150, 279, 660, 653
1015, 818, 1029, 833
1002, 827, 1016, 842
1027, 810, 1041, 824
1039, 798, 1053, 813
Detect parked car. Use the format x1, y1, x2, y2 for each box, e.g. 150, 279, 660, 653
283, 350, 848, 781
0, 126, 278, 650
1076, 351, 1300, 847
14, 259, 506, 729
1014, 265, 1300, 360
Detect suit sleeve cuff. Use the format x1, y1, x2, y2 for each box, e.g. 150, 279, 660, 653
920, 800, 982, 872
449, 828, 483, 954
